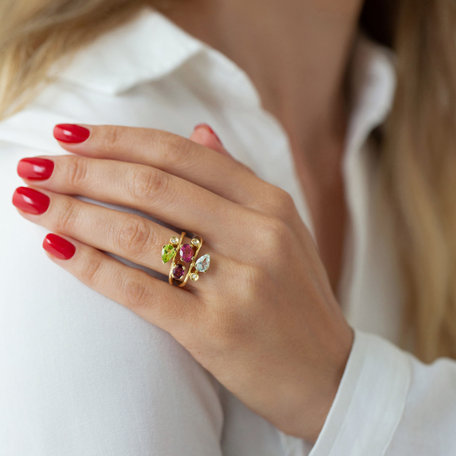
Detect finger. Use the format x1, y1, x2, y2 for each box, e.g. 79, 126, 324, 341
189, 125, 316, 254
41, 232, 201, 337
188, 124, 307, 234
53, 123, 269, 208
16, 155, 252, 245
190, 123, 231, 157
12, 186, 227, 285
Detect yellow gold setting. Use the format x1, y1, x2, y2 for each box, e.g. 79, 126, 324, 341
167, 231, 207, 288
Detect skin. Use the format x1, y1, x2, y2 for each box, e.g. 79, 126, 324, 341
12, 0, 363, 444
164, 0, 364, 295
13, 124, 354, 443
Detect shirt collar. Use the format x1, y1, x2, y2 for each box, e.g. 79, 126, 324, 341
53, 5, 396, 131
345, 30, 397, 156
53, 7, 205, 94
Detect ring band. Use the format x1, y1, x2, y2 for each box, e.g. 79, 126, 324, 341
161, 231, 211, 287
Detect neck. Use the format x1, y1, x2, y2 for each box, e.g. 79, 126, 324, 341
162, 0, 363, 163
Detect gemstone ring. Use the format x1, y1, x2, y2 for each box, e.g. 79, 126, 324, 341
161, 230, 211, 288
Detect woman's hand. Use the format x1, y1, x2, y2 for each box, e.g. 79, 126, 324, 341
12, 123, 354, 443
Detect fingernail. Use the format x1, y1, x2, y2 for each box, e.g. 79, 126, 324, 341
193, 123, 223, 145
43, 233, 76, 260
12, 187, 50, 215
17, 157, 54, 180
53, 124, 90, 143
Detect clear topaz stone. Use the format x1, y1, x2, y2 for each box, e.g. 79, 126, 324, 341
195, 254, 210, 272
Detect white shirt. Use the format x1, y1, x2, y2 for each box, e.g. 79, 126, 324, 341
0, 6, 455, 456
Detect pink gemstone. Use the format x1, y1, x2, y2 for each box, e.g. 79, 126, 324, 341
179, 244, 194, 262
172, 264, 185, 279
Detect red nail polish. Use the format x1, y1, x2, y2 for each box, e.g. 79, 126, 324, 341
194, 123, 223, 145
53, 124, 90, 143
17, 157, 54, 180
43, 233, 76, 260
12, 187, 50, 215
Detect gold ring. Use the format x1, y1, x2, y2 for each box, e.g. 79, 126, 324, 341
161, 231, 211, 287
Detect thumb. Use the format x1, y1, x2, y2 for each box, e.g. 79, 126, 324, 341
190, 123, 231, 157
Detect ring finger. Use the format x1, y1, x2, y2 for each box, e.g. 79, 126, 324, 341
11, 186, 226, 288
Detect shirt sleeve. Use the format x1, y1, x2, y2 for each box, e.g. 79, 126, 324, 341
307, 328, 456, 455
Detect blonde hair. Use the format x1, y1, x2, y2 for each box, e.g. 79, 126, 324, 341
0, 0, 151, 117
363, 0, 456, 362
1, 0, 455, 363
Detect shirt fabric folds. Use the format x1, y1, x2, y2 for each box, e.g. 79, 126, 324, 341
0, 6, 455, 456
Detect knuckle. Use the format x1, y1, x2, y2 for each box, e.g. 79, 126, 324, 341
268, 187, 296, 219
156, 132, 204, 174
79, 255, 104, 287
128, 167, 169, 202
66, 156, 88, 188
240, 161, 256, 175
276, 187, 296, 213
122, 275, 149, 309
115, 217, 154, 255
99, 125, 120, 150
258, 215, 291, 252
56, 197, 79, 232
162, 133, 193, 161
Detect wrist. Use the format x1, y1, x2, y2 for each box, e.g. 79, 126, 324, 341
287, 324, 354, 443
307, 324, 354, 443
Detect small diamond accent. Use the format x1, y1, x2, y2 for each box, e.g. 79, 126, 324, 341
191, 238, 201, 247
190, 273, 199, 281
170, 236, 179, 246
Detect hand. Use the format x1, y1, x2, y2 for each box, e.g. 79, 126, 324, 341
12, 122, 354, 443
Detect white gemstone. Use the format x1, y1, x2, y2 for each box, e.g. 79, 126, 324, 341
195, 254, 210, 272
191, 238, 201, 247
190, 273, 199, 281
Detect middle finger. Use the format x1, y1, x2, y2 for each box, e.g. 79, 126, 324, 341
16, 155, 254, 249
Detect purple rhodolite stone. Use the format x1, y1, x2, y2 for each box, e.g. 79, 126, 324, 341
179, 243, 194, 262
172, 264, 185, 279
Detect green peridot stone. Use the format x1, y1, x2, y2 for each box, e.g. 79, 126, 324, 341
161, 244, 176, 263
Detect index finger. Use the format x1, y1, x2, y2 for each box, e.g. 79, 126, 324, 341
53, 123, 266, 206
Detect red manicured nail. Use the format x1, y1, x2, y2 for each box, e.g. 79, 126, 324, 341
43, 233, 76, 260
12, 187, 50, 215
53, 124, 90, 143
194, 123, 223, 145
17, 157, 54, 180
